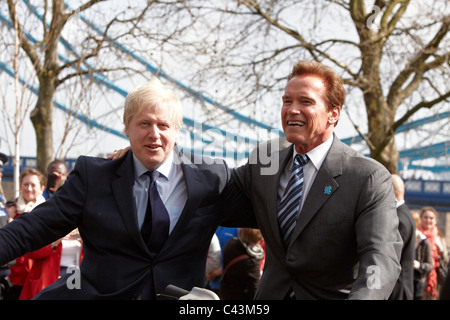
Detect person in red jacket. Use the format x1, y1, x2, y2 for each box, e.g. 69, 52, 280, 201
6, 168, 46, 300
19, 241, 62, 300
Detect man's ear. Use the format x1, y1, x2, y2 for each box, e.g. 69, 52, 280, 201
329, 106, 341, 126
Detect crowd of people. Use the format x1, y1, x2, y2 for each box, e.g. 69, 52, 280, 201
0, 159, 82, 300
0, 60, 449, 300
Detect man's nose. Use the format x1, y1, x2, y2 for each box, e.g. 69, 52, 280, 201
147, 125, 160, 138
287, 103, 301, 114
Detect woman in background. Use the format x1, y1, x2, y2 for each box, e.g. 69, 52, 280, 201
419, 207, 448, 299
6, 168, 62, 300
411, 211, 434, 300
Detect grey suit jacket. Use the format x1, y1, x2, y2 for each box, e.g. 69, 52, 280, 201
232, 135, 402, 299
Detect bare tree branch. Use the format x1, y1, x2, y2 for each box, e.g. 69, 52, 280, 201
387, 16, 449, 109
7, 0, 43, 74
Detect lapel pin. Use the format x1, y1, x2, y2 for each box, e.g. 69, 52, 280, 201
324, 186, 332, 195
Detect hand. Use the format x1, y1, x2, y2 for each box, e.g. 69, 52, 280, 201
206, 268, 222, 281
413, 260, 420, 269
6, 204, 16, 219
107, 146, 131, 160
49, 171, 64, 192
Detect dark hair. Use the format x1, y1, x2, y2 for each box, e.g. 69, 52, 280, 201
47, 159, 68, 174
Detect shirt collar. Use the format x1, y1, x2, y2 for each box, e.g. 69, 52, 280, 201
133, 150, 174, 181
293, 135, 333, 171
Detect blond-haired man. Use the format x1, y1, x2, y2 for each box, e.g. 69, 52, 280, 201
0, 78, 255, 299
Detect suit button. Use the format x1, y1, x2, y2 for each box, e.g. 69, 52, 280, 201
287, 254, 296, 262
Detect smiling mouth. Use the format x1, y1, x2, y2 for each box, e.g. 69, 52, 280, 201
145, 144, 161, 150
287, 121, 306, 127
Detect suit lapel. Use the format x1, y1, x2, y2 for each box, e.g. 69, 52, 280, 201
288, 135, 343, 247
111, 151, 144, 249
253, 138, 293, 259
265, 142, 293, 251
157, 148, 204, 254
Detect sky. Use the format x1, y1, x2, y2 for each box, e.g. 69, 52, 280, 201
1, 0, 449, 180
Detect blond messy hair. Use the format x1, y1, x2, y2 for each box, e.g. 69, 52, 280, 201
123, 78, 183, 131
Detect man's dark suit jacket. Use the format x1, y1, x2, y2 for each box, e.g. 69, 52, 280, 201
389, 202, 415, 300
0, 149, 255, 299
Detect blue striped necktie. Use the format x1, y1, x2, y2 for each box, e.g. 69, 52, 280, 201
277, 153, 309, 246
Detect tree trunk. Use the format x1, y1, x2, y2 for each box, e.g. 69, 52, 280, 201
365, 92, 399, 173
351, 0, 400, 173
29, 0, 65, 174
30, 74, 55, 174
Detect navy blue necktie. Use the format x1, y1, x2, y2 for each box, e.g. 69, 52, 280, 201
140, 171, 170, 300
277, 154, 309, 246
140, 171, 170, 254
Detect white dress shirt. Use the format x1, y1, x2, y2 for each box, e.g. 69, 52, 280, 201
278, 135, 333, 212
133, 150, 187, 234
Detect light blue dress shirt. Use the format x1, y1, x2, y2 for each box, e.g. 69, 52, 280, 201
278, 135, 333, 212
132, 150, 187, 234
